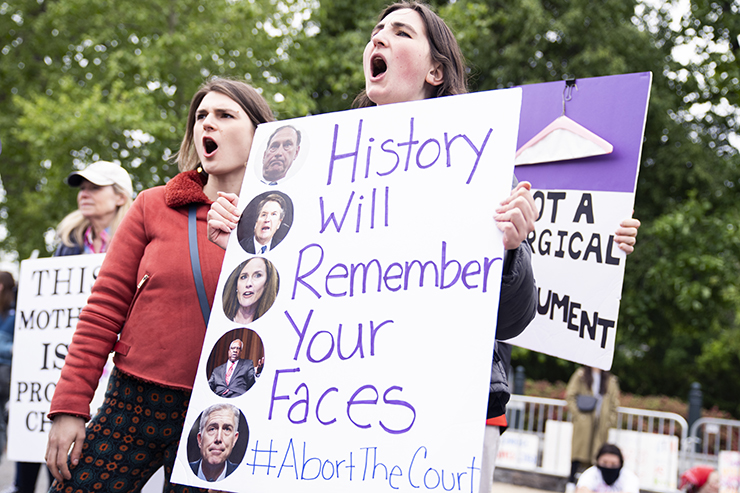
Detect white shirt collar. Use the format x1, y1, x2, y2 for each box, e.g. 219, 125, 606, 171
196, 459, 228, 482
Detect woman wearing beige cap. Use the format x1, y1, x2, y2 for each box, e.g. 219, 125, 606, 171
54, 160, 134, 255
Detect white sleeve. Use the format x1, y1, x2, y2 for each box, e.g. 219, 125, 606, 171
577, 467, 601, 491
618, 469, 640, 493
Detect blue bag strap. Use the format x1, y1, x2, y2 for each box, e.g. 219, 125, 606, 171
188, 205, 211, 326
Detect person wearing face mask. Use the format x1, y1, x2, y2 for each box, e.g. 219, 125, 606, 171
44, 79, 274, 493
206, 4, 641, 492
576, 443, 639, 493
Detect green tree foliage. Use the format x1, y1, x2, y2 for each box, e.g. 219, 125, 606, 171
283, 0, 386, 114
0, 0, 312, 258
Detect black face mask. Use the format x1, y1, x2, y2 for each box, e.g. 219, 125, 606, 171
597, 465, 622, 486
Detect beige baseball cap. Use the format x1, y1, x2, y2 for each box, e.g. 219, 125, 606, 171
66, 161, 134, 197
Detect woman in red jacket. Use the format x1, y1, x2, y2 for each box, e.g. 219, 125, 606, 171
44, 78, 274, 493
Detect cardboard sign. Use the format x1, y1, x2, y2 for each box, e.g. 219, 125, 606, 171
7, 254, 111, 462
609, 428, 678, 491
719, 451, 740, 493
512, 72, 652, 369
172, 89, 523, 492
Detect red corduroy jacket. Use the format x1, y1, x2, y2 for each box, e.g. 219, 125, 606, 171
49, 170, 225, 420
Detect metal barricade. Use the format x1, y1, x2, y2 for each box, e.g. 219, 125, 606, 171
686, 417, 740, 469
504, 395, 689, 477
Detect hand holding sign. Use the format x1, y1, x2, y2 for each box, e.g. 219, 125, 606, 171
495, 181, 537, 250
208, 191, 241, 250
614, 215, 641, 254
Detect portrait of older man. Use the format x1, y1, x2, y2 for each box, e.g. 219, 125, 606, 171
261, 125, 301, 185
189, 403, 242, 482
238, 193, 291, 254
208, 339, 262, 398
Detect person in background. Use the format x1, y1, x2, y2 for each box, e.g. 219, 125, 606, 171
7, 162, 133, 493
54, 160, 134, 255
576, 443, 639, 493
680, 466, 720, 493
0, 271, 16, 462
565, 366, 621, 491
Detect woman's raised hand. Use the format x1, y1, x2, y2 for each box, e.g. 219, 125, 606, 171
208, 191, 241, 250
495, 181, 537, 250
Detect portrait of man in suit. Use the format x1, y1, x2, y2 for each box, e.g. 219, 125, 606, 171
208, 339, 263, 398
261, 125, 301, 185
189, 403, 241, 482
238, 193, 288, 254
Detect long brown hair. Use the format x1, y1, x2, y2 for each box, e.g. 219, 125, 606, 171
222, 258, 279, 322
353, 1, 468, 107
176, 78, 275, 172
582, 366, 611, 395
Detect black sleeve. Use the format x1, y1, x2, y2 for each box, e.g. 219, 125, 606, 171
495, 241, 537, 341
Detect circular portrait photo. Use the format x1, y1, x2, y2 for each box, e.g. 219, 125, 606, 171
256, 124, 307, 186
222, 257, 279, 324
188, 403, 248, 482
237, 191, 294, 254
207, 328, 265, 399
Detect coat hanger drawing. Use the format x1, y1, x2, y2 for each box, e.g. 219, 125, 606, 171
515, 79, 613, 166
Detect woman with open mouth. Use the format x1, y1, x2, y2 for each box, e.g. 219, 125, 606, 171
205, 4, 640, 493
355, 6, 641, 493
45, 78, 274, 493
222, 257, 279, 324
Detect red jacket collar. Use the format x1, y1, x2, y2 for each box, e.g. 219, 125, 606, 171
164, 170, 211, 208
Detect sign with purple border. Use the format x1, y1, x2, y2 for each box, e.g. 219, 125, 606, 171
511, 72, 652, 369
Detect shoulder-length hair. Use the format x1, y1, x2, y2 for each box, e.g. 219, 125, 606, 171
582, 366, 612, 396
55, 183, 133, 249
176, 78, 275, 172
353, 1, 467, 108
222, 257, 279, 322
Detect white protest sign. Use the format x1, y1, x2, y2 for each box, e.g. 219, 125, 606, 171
7, 254, 111, 462
609, 428, 678, 491
172, 89, 523, 492
513, 72, 652, 369
720, 451, 740, 493
514, 189, 633, 368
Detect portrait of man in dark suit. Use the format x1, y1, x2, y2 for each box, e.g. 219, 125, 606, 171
208, 339, 263, 398
189, 403, 242, 482
238, 193, 290, 254
261, 125, 301, 185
